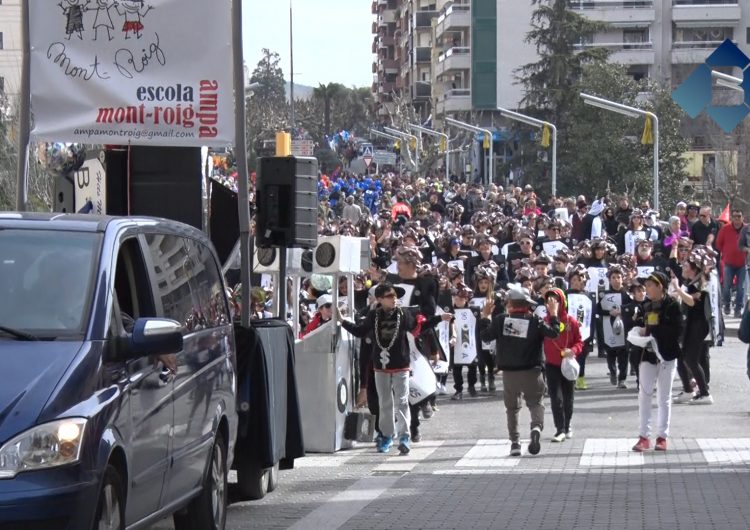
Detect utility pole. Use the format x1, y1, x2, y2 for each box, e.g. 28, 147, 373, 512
289, 0, 295, 127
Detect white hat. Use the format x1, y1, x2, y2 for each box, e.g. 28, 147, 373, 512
316, 294, 333, 307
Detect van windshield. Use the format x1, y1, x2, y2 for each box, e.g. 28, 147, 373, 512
0, 229, 102, 336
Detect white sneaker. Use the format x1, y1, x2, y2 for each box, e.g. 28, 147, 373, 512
565, 429, 572, 440
673, 391, 695, 404
689, 394, 714, 405
437, 383, 448, 395
551, 432, 566, 443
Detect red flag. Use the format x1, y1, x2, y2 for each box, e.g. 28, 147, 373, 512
718, 202, 731, 223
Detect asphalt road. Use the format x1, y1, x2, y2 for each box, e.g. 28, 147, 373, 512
153, 316, 750, 529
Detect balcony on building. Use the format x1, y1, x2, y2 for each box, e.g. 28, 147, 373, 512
379, 58, 400, 73
672, 26, 734, 63
570, 0, 655, 25
436, 88, 472, 115
372, 1, 377, 14
672, 1, 741, 26
437, 46, 471, 76
416, 46, 432, 64
436, 3, 471, 38
379, 34, 395, 48
414, 9, 438, 29
412, 81, 432, 101
378, 9, 396, 26
378, 81, 396, 94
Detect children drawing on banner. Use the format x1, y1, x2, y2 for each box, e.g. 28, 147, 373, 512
59, 0, 85, 40
116, 0, 153, 39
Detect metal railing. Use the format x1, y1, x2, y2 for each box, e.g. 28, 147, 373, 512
437, 3, 470, 25
569, 0, 653, 8
438, 46, 471, 62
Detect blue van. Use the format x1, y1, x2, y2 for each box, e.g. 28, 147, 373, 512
0, 213, 238, 530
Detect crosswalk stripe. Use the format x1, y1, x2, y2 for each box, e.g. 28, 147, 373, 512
696, 438, 750, 464
456, 439, 520, 468
294, 455, 357, 468
374, 440, 444, 472
580, 439, 644, 467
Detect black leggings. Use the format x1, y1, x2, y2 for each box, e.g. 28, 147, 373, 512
578, 339, 593, 377
452, 364, 477, 392
477, 350, 495, 384
546, 363, 575, 433
678, 336, 711, 395
606, 347, 629, 381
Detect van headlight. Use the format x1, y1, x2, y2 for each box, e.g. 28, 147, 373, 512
0, 418, 87, 479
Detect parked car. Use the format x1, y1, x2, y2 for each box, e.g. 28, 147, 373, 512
0, 213, 238, 530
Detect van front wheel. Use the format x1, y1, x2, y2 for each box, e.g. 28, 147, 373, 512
94, 465, 125, 530
173, 432, 228, 530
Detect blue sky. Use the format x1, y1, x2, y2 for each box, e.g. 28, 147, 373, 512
243, 0, 374, 89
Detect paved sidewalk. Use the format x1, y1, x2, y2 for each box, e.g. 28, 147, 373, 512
152, 319, 750, 529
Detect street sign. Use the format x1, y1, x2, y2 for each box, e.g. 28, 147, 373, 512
292, 139, 315, 157
373, 150, 398, 166
362, 143, 374, 168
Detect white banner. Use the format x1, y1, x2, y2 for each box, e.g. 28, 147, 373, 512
454, 308, 477, 365
542, 240, 568, 257
586, 267, 609, 293
568, 293, 594, 341
73, 154, 107, 214
435, 307, 451, 358
469, 298, 496, 351
408, 334, 437, 404
29, 0, 234, 146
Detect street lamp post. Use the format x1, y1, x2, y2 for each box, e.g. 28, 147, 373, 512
384, 126, 420, 172
409, 123, 450, 182
497, 107, 557, 197
444, 117, 494, 185
370, 129, 404, 175
580, 93, 660, 213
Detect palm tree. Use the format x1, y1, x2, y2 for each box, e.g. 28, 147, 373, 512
313, 83, 345, 136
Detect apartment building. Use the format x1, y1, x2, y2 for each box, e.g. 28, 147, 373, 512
0, 0, 21, 98
372, 0, 438, 121
374, 0, 750, 121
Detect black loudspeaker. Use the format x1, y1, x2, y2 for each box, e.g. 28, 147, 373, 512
130, 147, 202, 229
104, 146, 202, 229
256, 156, 318, 248
209, 179, 240, 265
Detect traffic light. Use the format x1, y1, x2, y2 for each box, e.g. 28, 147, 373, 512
439, 137, 447, 153
409, 137, 417, 151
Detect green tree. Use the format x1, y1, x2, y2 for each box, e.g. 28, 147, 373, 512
313, 82, 345, 137
246, 49, 290, 170
565, 63, 689, 212
249, 48, 287, 108
512, 0, 610, 192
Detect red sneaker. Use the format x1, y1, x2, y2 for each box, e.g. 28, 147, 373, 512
632, 436, 650, 452
655, 437, 667, 451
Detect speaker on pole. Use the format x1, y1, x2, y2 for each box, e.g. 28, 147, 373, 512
255, 156, 318, 248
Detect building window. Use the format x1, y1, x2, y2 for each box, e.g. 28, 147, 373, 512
747, 27, 750, 44
673, 27, 733, 48
0, 77, 4, 95
623, 28, 649, 49
0, 32, 3, 50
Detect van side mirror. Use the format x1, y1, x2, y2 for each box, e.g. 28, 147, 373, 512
128, 318, 184, 359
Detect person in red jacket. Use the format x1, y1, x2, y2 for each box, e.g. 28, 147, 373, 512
391, 194, 412, 221
715, 208, 747, 317
543, 287, 584, 442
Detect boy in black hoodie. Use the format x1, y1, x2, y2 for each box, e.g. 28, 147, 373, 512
342, 283, 451, 455
479, 286, 561, 457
